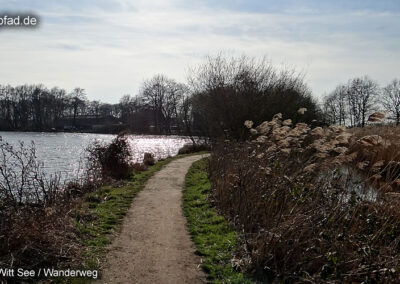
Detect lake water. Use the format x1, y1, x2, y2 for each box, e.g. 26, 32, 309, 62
0, 132, 193, 181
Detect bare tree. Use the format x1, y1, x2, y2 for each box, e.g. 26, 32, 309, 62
140, 75, 168, 133
139, 75, 187, 134
323, 94, 339, 125
381, 79, 400, 125
51, 87, 68, 124
68, 88, 87, 126
99, 103, 115, 117
346, 76, 379, 127
323, 85, 347, 125
118, 94, 139, 125
87, 100, 101, 117
162, 81, 187, 134
179, 94, 194, 138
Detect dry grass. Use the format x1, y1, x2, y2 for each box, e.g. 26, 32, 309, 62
349, 124, 400, 192
0, 134, 150, 279
210, 115, 400, 282
0, 202, 81, 272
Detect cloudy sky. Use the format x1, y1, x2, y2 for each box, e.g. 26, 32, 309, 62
0, 0, 399, 103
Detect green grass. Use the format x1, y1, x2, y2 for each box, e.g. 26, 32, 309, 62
183, 158, 254, 283
66, 152, 209, 284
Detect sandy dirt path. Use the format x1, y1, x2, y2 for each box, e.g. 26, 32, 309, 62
98, 154, 208, 284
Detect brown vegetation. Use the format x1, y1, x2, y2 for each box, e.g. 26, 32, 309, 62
349, 124, 400, 191
0, 134, 141, 275
0, 139, 80, 274
85, 134, 134, 179
143, 152, 156, 166
178, 143, 211, 155
209, 113, 400, 282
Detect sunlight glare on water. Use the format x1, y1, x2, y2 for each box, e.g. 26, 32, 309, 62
0, 132, 193, 181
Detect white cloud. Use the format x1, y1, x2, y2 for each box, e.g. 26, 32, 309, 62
0, 1, 399, 102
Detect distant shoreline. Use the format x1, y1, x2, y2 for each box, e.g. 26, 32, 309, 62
0, 129, 194, 137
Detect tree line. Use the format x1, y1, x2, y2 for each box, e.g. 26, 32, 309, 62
0, 85, 116, 131
322, 76, 400, 126
0, 81, 192, 134
6, 55, 395, 138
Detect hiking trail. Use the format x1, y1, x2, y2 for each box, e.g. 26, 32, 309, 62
98, 154, 208, 284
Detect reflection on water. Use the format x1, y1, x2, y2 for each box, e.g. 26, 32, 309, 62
319, 166, 378, 203
0, 132, 193, 181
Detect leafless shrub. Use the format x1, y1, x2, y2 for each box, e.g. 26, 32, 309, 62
132, 162, 148, 172
0, 137, 79, 271
0, 133, 139, 272
177, 143, 211, 155
0, 138, 63, 207
85, 134, 134, 180
143, 152, 155, 166
188, 54, 321, 139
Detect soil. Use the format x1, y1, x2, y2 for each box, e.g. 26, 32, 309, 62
98, 154, 208, 284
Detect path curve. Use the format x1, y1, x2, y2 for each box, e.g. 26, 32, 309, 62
98, 154, 208, 284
